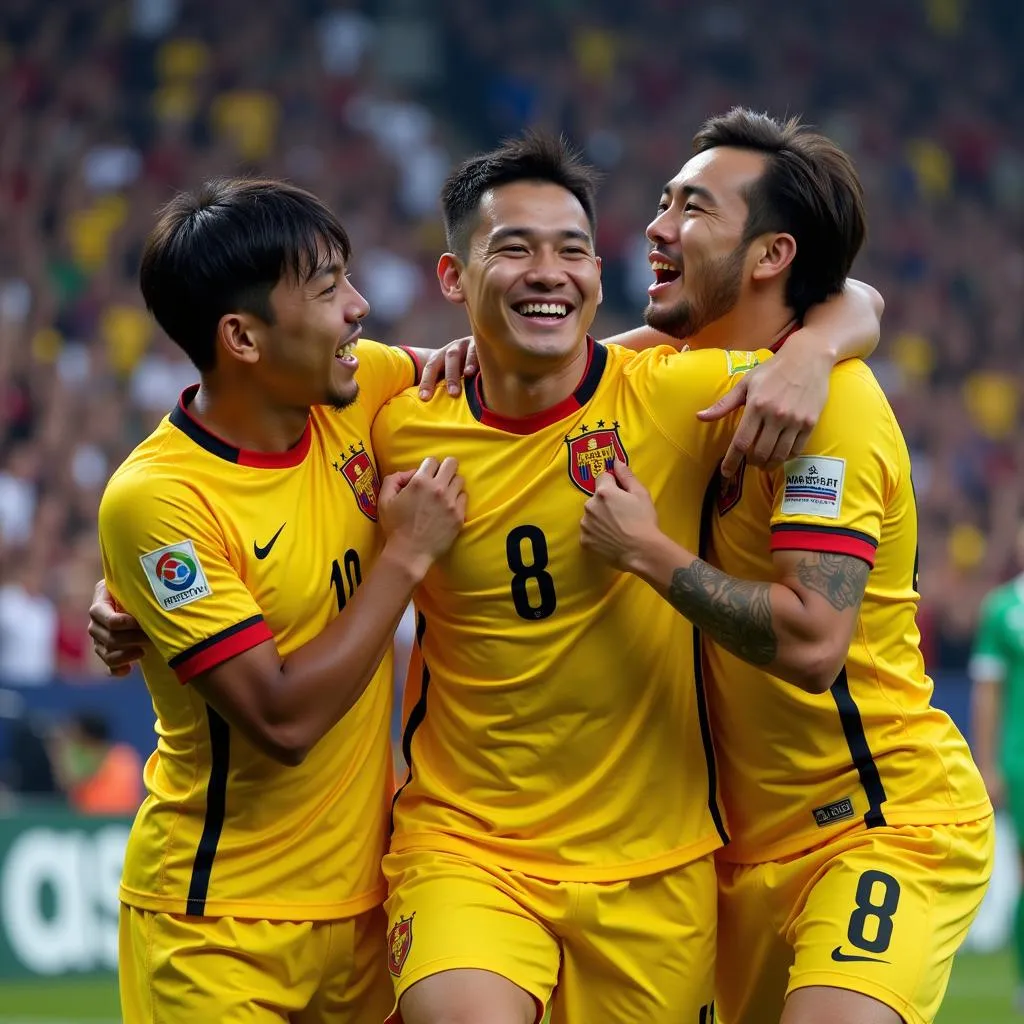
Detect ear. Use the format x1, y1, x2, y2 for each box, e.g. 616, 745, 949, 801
437, 253, 467, 305
751, 233, 796, 283
595, 254, 603, 307
217, 313, 261, 366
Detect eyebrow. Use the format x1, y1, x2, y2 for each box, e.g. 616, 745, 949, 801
306, 259, 343, 283
662, 183, 718, 206
489, 226, 593, 246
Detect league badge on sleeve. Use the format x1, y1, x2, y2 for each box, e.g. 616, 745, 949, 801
781, 456, 845, 519
140, 539, 212, 610
566, 422, 628, 495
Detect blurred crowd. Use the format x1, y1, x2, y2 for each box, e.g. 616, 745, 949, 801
0, 0, 1022, 684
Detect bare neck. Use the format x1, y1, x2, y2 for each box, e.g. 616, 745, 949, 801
687, 293, 796, 353
473, 343, 591, 419
189, 380, 310, 452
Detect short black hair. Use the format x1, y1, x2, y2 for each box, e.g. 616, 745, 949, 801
140, 178, 352, 372
441, 131, 599, 257
693, 108, 866, 319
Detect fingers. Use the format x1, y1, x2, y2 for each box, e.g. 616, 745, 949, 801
697, 378, 748, 421
609, 459, 644, 493
720, 407, 761, 478
765, 425, 804, 466
444, 344, 467, 396
464, 340, 479, 377
432, 456, 460, 486
418, 351, 443, 399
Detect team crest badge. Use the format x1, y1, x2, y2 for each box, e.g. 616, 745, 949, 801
716, 458, 745, 516
388, 914, 414, 976
333, 442, 379, 521
565, 422, 628, 495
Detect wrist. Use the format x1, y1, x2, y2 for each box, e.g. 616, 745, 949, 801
788, 329, 840, 367
378, 540, 433, 587
622, 527, 682, 581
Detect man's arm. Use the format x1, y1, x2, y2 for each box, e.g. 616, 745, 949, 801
580, 463, 865, 692
602, 278, 882, 358
634, 538, 866, 692
99, 459, 465, 766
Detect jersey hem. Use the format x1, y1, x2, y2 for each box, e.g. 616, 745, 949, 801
716, 798, 994, 864
387, 830, 724, 881
118, 882, 386, 920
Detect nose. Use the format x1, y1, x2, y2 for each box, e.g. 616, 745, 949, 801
646, 208, 673, 247
523, 248, 568, 289
344, 281, 370, 321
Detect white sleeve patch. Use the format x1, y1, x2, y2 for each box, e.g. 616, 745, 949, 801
780, 456, 846, 520
139, 539, 213, 611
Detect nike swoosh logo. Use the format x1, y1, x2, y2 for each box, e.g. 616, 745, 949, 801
253, 523, 286, 560
830, 946, 889, 964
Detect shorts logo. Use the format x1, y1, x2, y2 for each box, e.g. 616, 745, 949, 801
388, 913, 414, 976
140, 539, 212, 611
333, 442, 379, 521
566, 422, 628, 495
812, 796, 855, 827
717, 459, 745, 516
781, 456, 845, 519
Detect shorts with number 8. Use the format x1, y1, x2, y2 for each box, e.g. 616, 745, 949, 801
714, 816, 994, 1024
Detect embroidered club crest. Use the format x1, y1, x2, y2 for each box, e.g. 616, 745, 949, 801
566, 423, 628, 495
388, 914, 414, 976
335, 442, 380, 521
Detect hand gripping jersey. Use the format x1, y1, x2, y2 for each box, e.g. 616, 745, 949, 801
99, 341, 416, 919
705, 359, 990, 863
372, 339, 769, 880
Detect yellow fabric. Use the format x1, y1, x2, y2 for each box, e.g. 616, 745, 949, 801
373, 341, 769, 881
118, 904, 393, 1024
382, 848, 717, 1024
99, 341, 414, 920
715, 816, 994, 1024
707, 360, 991, 864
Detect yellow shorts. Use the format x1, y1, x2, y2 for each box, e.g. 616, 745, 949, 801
715, 817, 995, 1024
382, 848, 717, 1024
118, 903, 392, 1023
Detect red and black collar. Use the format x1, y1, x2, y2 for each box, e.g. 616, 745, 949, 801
465, 336, 608, 436
169, 384, 312, 468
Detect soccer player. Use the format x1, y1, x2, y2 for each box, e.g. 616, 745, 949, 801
579, 110, 994, 1024
970, 523, 1024, 1012
96, 178, 466, 1023
369, 132, 879, 1024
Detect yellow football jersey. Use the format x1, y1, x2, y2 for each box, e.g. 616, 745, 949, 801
98, 341, 416, 919
706, 359, 990, 864
373, 339, 769, 881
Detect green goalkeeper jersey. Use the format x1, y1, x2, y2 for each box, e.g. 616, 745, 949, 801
970, 576, 1024, 778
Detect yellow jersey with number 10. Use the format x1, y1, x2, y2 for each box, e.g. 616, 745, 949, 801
706, 358, 990, 864
373, 340, 770, 881
98, 341, 417, 919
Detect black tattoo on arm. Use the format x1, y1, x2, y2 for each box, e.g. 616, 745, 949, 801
793, 553, 869, 611
668, 559, 777, 666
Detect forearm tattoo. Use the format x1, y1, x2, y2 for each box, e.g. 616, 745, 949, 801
668, 559, 777, 666
793, 553, 869, 611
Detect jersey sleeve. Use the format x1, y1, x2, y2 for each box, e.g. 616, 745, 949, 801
627, 345, 772, 477
354, 339, 419, 419
768, 363, 894, 568
98, 469, 273, 684
969, 593, 1009, 683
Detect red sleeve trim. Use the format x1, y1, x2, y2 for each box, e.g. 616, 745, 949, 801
770, 525, 878, 567
169, 615, 273, 684
398, 345, 423, 386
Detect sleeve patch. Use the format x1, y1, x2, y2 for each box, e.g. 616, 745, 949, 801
780, 456, 846, 520
726, 350, 762, 376
139, 539, 213, 611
